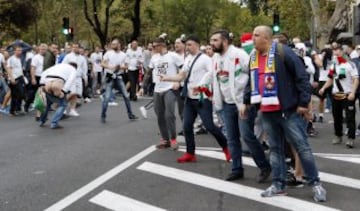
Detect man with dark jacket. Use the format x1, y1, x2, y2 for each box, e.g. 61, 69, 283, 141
241, 25, 326, 202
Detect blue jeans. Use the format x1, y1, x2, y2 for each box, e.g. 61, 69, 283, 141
262, 111, 320, 189
183, 98, 227, 154
101, 77, 133, 119
239, 106, 271, 171
222, 103, 243, 174
40, 93, 67, 127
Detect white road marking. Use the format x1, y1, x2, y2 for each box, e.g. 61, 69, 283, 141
314, 153, 360, 164
44, 145, 156, 211
181, 149, 360, 190
89, 190, 167, 211
137, 162, 339, 211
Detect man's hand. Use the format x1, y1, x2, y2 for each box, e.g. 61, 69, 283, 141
239, 104, 248, 119
192, 86, 200, 95
348, 92, 355, 101
172, 82, 180, 90
158, 74, 167, 81
318, 88, 325, 96
10, 78, 15, 85
312, 82, 319, 89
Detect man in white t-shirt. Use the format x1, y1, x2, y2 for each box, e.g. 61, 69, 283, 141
90, 46, 103, 94
7, 45, 25, 116
62, 43, 88, 117
160, 35, 230, 163
320, 46, 359, 148
149, 37, 183, 150
100, 38, 138, 123
125, 40, 143, 101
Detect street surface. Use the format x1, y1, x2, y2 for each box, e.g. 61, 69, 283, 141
0, 97, 359, 211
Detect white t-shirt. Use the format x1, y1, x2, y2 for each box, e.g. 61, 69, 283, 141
125, 47, 143, 71
183, 53, 212, 99
62, 52, 88, 80
103, 50, 126, 74
40, 63, 77, 93
31, 54, 44, 77
149, 52, 183, 93
304, 56, 315, 84
332, 62, 358, 94
7, 55, 23, 79
318, 54, 330, 82
90, 52, 103, 73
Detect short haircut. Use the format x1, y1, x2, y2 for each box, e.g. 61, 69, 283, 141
212, 30, 230, 41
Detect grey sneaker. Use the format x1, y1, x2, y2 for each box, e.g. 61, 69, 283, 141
346, 139, 354, 148
312, 183, 327, 202
332, 136, 342, 145
261, 185, 287, 197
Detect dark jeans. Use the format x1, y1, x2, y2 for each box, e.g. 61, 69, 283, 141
177, 87, 185, 120
222, 103, 243, 174
332, 97, 356, 139
262, 111, 320, 189
101, 76, 133, 119
183, 98, 227, 154
239, 106, 271, 171
25, 76, 40, 112
40, 93, 67, 127
9, 76, 25, 114
128, 69, 139, 100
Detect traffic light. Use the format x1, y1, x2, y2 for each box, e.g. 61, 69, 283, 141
67, 27, 74, 41
62, 17, 69, 35
272, 13, 280, 34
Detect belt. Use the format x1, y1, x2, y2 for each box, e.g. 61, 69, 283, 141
46, 75, 65, 82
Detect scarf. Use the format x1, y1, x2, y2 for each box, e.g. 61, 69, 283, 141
250, 42, 280, 106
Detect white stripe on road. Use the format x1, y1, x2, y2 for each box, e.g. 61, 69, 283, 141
314, 153, 360, 164
182, 149, 360, 191
44, 145, 156, 211
89, 190, 167, 211
137, 162, 339, 211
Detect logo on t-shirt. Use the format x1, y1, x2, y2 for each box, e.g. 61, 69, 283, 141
157, 62, 168, 75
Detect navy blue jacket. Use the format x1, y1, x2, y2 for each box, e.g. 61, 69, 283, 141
244, 44, 311, 115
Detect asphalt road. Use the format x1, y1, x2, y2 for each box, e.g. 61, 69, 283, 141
0, 97, 359, 211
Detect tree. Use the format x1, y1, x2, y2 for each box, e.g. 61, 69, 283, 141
83, 0, 115, 49
310, 0, 350, 48
0, 0, 38, 39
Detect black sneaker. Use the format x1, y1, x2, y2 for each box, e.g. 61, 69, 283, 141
257, 169, 271, 183
51, 124, 64, 129
286, 172, 304, 188
129, 114, 139, 120
225, 172, 244, 181
318, 116, 323, 123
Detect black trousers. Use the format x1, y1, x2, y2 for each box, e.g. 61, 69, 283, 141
332, 97, 356, 139
128, 69, 139, 100
9, 76, 25, 114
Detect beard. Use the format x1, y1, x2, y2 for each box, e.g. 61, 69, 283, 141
212, 42, 224, 53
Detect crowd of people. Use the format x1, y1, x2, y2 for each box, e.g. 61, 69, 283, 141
4, 24, 360, 203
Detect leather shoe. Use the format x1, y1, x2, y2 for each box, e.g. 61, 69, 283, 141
225, 172, 244, 181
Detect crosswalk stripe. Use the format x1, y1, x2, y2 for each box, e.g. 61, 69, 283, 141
314, 153, 360, 164
89, 190, 167, 211
44, 146, 157, 211
137, 162, 339, 211
180, 149, 360, 191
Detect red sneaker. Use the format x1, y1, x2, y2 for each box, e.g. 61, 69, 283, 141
177, 153, 197, 163
223, 147, 231, 162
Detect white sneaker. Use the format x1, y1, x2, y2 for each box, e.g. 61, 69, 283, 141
108, 102, 118, 106
84, 98, 92, 103
324, 109, 330, 113
68, 109, 80, 117
139, 106, 147, 119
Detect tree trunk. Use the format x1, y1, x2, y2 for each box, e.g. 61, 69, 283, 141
310, 0, 349, 48
131, 0, 141, 41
